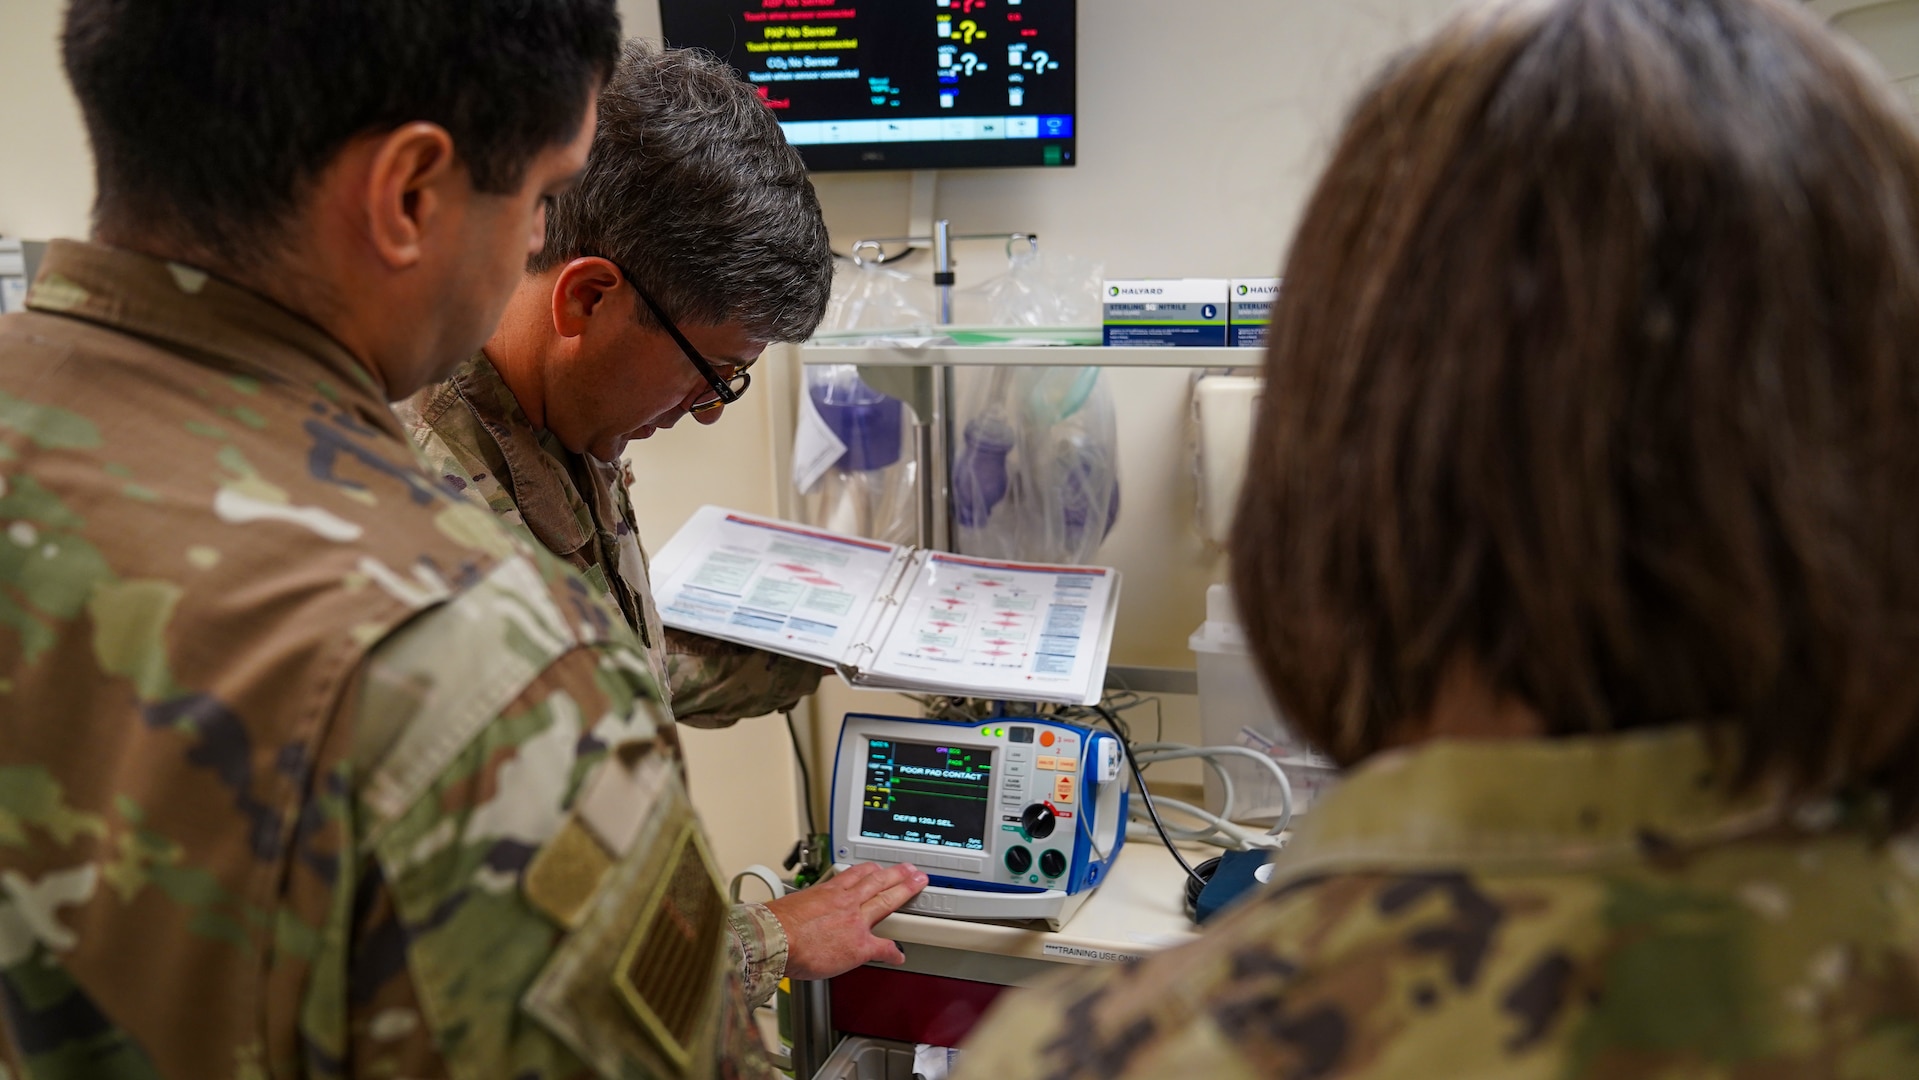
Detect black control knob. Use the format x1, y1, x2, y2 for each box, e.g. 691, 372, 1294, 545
1039, 849, 1068, 878
1021, 802, 1057, 840
1004, 845, 1032, 875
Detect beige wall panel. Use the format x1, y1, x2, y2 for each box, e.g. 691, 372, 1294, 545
0, 0, 93, 239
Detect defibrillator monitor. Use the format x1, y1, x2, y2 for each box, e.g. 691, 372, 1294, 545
830, 713, 1126, 928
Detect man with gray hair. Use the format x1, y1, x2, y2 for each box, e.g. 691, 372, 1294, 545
398, 41, 925, 1007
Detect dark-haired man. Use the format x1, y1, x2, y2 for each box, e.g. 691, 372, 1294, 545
0, 3, 786, 1077
399, 42, 926, 1005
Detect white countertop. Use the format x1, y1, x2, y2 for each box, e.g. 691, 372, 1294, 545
872, 841, 1204, 984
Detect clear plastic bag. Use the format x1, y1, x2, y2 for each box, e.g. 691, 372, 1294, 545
954, 243, 1105, 327
821, 257, 934, 333
951, 366, 1120, 566
807, 242, 1116, 556
796, 365, 921, 545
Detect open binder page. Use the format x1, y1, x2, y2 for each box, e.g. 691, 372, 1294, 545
859, 552, 1121, 705
652, 505, 909, 667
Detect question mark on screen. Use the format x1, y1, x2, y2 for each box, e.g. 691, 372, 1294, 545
1032, 50, 1051, 73
959, 19, 984, 44
960, 52, 979, 75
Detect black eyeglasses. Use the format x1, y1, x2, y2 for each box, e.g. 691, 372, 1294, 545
628, 280, 750, 415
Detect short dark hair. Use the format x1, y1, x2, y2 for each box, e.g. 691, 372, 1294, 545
1232, 0, 1919, 818
531, 42, 833, 344
63, 0, 622, 264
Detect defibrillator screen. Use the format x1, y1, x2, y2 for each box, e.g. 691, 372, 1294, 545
859, 738, 993, 851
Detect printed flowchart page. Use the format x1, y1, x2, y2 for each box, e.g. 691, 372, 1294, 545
653, 507, 903, 665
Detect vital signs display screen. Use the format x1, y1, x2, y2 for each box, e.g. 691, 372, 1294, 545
659, 0, 1076, 171
859, 738, 994, 850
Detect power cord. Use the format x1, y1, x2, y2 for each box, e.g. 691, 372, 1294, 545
1090, 703, 1206, 888
783, 710, 817, 836
1184, 855, 1223, 920
1127, 743, 1292, 841
783, 710, 828, 886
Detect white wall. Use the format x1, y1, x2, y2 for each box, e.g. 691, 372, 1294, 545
0, 0, 93, 239
1813, 1, 1919, 109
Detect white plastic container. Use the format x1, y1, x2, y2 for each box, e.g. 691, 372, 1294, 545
1189, 584, 1339, 822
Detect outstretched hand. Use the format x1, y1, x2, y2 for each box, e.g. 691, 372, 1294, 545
766, 861, 929, 982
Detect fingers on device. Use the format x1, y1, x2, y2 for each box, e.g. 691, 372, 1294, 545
830, 713, 1127, 929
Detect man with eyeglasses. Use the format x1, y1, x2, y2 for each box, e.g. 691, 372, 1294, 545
397, 41, 926, 1010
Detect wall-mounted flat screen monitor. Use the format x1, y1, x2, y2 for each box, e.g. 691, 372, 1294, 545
659, 0, 1076, 172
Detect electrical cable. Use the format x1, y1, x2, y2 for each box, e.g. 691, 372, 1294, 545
1184, 856, 1223, 920
783, 710, 816, 836
1122, 797, 1281, 852
1130, 743, 1293, 838
1074, 709, 1292, 852
1090, 703, 1205, 888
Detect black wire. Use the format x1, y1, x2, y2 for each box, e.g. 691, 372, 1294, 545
1101, 691, 1165, 745
783, 710, 817, 836
1185, 855, 1223, 920
1091, 703, 1205, 888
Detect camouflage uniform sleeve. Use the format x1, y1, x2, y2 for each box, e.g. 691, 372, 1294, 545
727, 902, 790, 1009
316, 554, 773, 1080
662, 628, 828, 730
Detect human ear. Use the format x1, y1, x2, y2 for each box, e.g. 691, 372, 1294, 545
551, 257, 625, 339
362, 122, 458, 270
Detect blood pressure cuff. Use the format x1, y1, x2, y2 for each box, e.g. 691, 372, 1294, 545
1194, 848, 1276, 924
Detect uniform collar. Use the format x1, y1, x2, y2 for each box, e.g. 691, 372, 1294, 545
25, 239, 401, 439
1280, 725, 1794, 878
448, 351, 596, 559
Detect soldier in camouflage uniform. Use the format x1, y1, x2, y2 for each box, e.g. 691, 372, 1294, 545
958, 0, 1919, 1077
399, 43, 925, 1001
0, 3, 927, 1077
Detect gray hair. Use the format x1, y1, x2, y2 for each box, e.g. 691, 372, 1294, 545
530, 40, 833, 343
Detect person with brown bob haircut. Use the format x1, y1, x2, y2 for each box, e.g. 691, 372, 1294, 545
953, 0, 1919, 1075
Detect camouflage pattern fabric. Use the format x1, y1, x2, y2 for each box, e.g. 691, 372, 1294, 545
398, 353, 816, 1009
955, 726, 1919, 1080
0, 241, 771, 1079
395, 354, 826, 731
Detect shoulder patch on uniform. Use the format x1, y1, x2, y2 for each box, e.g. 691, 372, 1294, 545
524, 818, 616, 932
522, 773, 738, 1080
